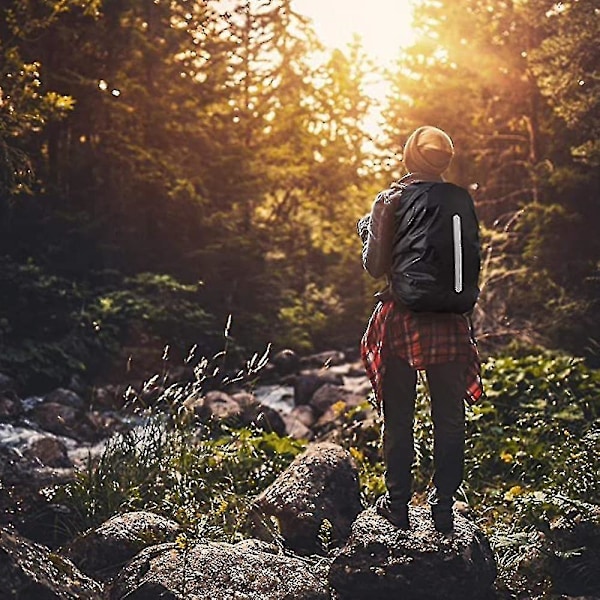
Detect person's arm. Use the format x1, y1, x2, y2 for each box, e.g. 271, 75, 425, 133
359, 190, 397, 278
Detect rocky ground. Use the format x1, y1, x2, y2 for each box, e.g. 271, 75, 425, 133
0, 350, 598, 599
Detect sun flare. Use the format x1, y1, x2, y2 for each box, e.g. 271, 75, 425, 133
293, 0, 418, 63
293, 0, 419, 139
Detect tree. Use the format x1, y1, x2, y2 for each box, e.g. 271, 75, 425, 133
381, 0, 600, 358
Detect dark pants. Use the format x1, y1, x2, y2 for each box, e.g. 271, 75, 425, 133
382, 356, 467, 506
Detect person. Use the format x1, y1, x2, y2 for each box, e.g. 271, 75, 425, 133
357, 125, 483, 533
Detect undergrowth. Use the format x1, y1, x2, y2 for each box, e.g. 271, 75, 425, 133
55, 349, 600, 598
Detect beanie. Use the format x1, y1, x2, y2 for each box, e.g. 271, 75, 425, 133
403, 126, 454, 175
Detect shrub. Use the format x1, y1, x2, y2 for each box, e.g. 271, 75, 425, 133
0, 257, 216, 391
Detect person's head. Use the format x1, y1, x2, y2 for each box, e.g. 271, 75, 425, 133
403, 126, 454, 176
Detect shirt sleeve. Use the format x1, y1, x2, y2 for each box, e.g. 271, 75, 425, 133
361, 190, 397, 278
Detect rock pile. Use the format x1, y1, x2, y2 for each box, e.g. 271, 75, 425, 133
0, 352, 505, 599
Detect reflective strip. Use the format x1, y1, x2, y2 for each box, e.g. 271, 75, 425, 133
453, 214, 463, 293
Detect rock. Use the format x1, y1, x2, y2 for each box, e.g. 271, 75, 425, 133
253, 385, 295, 413
64, 511, 181, 581
248, 442, 362, 555
291, 405, 316, 428
67, 374, 87, 395
108, 540, 329, 600
0, 526, 103, 598
92, 385, 126, 411
293, 372, 344, 406
310, 384, 364, 418
300, 351, 346, 369
184, 390, 243, 423
26, 436, 73, 468
0, 391, 23, 422
232, 392, 287, 436
347, 361, 367, 377
272, 349, 301, 375
234, 538, 280, 555
0, 444, 75, 546
46, 387, 86, 410
0, 372, 18, 394
281, 414, 314, 441
31, 402, 98, 442
329, 506, 497, 600
549, 512, 600, 596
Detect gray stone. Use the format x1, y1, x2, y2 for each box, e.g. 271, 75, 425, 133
549, 511, 600, 596
291, 405, 316, 428
0, 392, 23, 422
0, 444, 74, 543
329, 506, 497, 600
46, 387, 86, 410
64, 511, 181, 581
184, 390, 243, 423
26, 436, 73, 468
310, 384, 364, 418
272, 349, 301, 375
108, 540, 329, 600
31, 402, 98, 442
248, 442, 362, 555
0, 526, 103, 599
294, 372, 344, 406
232, 392, 287, 436
281, 414, 314, 441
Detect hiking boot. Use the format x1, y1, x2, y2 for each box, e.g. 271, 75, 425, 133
375, 494, 409, 530
429, 491, 454, 533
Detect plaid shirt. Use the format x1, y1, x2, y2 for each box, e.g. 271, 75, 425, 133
361, 300, 484, 412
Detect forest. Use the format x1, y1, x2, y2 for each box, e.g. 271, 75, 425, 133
1, 0, 598, 390
0, 1, 599, 598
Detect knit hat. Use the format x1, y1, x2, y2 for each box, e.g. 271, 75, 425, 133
403, 126, 454, 175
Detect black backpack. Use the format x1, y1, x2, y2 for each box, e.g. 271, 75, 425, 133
390, 181, 481, 314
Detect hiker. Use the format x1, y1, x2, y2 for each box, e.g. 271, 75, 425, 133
357, 125, 483, 533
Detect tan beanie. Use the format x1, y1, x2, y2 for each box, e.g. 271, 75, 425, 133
403, 126, 454, 175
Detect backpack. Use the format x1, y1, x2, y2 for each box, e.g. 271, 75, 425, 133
390, 181, 481, 313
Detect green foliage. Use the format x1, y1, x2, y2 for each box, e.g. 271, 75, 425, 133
58, 416, 305, 539
462, 352, 600, 596
465, 352, 599, 499
276, 283, 342, 353
330, 351, 599, 597
0, 256, 215, 391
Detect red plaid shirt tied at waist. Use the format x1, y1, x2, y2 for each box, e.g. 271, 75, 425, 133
360, 300, 484, 413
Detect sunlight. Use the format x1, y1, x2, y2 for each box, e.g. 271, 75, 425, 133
293, 0, 419, 141
293, 0, 418, 63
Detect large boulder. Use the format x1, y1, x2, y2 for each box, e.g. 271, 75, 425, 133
64, 511, 181, 581
248, 442, 362, 555
310, 385, 365, 421
329, 506, 497, 600
0, 526, 103, 599
549, 512, 600, 597
108, 540, 330, 600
